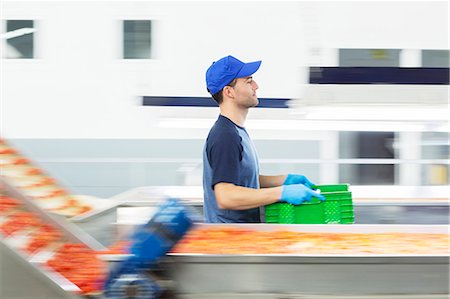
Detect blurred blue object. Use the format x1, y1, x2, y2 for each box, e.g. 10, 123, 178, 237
107, 273, 161, 299
104, 198, 197, 298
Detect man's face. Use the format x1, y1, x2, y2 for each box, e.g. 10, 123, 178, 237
230, 76, 259, 108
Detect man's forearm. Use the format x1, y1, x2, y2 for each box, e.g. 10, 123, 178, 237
214, 182, 282, 210
259, 174, 287, 188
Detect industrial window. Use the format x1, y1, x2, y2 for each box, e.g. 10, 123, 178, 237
339, 49, 400, 67
339, 132, 395, 185
4, 20, 35, 59
123, 20, 152, 59
422, 50, 450, 68
421, 132, 449, 185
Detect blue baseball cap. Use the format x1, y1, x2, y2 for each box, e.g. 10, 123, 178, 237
206, 55, 262, 95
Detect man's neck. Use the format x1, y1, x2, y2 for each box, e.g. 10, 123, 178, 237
220, 106, 248, 127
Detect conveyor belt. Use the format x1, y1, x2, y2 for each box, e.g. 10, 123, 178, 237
0, 178, 105, 298
165, 224, 449, 297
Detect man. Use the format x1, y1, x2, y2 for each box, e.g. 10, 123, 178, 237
203, 55, 324, 223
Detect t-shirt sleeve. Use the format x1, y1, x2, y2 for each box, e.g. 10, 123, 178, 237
207, 130, 243, 189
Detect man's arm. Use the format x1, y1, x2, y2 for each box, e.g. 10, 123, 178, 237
214, 182, 282, 210
261, 174, 316, 189
259, 174, 287, 188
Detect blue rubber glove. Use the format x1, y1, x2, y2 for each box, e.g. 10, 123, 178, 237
283, 174, 315, 189
280, 184, 325, 205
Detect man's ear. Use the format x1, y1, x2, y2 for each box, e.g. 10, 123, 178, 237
223, 85, 234, 99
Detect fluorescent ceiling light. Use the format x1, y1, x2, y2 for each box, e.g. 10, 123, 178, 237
303, 106, 449, 121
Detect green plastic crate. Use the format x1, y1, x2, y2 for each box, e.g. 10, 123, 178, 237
313, 184, 349, 192
264, 184, 354, 224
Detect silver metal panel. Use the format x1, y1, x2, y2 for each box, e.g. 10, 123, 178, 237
166, 224, 449, 296
169, 257, 448, 295
0, 240, 81, 299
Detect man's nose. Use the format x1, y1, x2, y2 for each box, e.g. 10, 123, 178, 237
253, 81, 259, 90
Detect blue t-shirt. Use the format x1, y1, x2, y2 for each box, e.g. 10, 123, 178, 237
203, 115, 260, 223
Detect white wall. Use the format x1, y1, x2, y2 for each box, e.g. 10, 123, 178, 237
312, 1, 449, 50
1, 1, 449, 138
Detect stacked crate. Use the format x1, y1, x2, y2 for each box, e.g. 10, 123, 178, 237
265, 184, 354, 224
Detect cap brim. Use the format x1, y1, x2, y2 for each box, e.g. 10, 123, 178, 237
236, 60, 262, 78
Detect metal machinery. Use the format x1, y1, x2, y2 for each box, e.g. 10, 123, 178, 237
99, 223, 449, 299
1, 176, 199, 299
71, 185, 449, 247
77, 186, 450, 299
104, 198, 196, 299
167, 224, 449, 299
0, 178, 106, 299
1, 178, 449, 299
